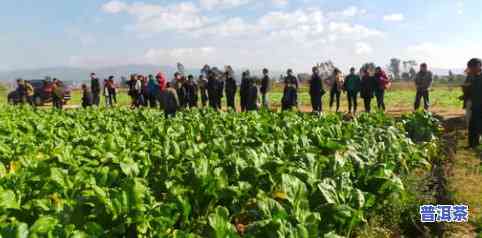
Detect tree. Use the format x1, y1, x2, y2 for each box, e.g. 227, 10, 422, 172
409, 67, 417, 80
389, 58, 401, 80
448, 70, 454, 82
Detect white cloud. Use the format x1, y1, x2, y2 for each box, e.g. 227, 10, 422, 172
102, 1, 208, 33
199, 0, 252, 10
258, 8, 324, 31
192, 17, 258, 37
99, 3, 385, 71
405, 42, 481, 69
340, 6, 366, 17
271, 0, 288, 8
355, 42, 373, 55
383, 13, 404, 22
456, 0, 464, 15
144, 47, 217, 66
101, 0, 127, 13
328, 22, 383, 39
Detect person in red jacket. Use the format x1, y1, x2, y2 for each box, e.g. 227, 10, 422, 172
156, 72, 167, 92
375, 67, 390, 111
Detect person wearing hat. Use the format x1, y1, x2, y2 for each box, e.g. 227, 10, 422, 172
224, 67, 237, 110
414, 63, 433, 111
260, 68, 271, 109
464, 58, 482, 148
309, 66, 324, 114
90, 73, 101, 106
344, 67, 361, 114
282, 69, 299, 111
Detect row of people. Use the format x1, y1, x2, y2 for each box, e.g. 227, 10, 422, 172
83, 63, 434, 115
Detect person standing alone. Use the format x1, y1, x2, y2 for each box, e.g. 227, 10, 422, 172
414, 63, 433, 111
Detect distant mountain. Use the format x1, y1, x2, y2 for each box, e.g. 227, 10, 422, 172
0, 64, 197, 84
0, 65, 288, 87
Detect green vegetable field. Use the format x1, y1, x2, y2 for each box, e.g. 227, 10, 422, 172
0, 107, 443, 237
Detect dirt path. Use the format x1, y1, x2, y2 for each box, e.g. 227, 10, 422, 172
438, 116, 482, 237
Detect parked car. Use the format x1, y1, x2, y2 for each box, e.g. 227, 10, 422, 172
7, 79, 72, 106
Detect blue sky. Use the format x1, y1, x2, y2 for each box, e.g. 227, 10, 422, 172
0, 0, 480, 72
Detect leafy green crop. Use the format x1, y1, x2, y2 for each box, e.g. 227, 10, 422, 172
0, 106, 439, 237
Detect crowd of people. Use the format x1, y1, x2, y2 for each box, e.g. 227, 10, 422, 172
11, 58, 482, 148
13, 78, 67, 109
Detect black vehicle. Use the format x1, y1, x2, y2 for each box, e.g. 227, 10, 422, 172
8, 79, 72, 106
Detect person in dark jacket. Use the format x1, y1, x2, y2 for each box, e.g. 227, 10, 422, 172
207, 70, 222, 110
216, 69, 225, 109
327, 68, 344, 113
161, 82, 180, 118
127, 74, 138, 108
246, 78, 259, 111
225, 70, 237, 110
414, 63, 433, 111
344, 67, 361, 114
81, 84, 93, 108
15, 79, 27, 104
240, 71, 250, 112
465, 58, 482, 148
260, 68, 271, 109
183, 75, 198, 108
282, 69, 299, 111
197, 75, 208, 107
360, 68, 377, 113
90, 73, 101, 106
141, 75, 150, 107
309, 66, 324, 113
173, 73, 187, 108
